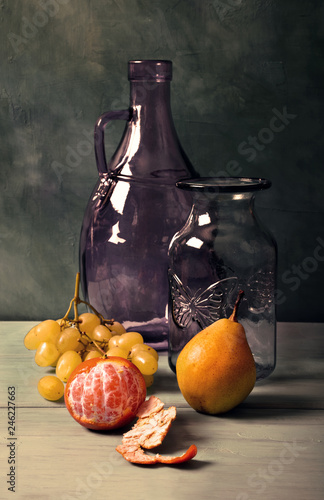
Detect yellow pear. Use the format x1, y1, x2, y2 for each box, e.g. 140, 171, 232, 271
176, 290, 256, 414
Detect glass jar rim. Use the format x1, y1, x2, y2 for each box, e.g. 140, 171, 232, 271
176, 177, 271, 193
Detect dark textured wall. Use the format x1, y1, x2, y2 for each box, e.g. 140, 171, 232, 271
1, 0, 323, 321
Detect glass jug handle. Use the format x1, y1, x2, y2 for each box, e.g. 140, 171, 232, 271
94, 109, 131, 175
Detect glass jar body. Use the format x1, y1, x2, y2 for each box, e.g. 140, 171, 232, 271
168, 179, 277, 380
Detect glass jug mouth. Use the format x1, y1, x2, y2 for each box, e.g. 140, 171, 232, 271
176, 177, 271, 193
128, 60, 172, 81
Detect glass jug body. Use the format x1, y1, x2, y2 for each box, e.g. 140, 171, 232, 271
168, 178, 277, 380
80, 60, 197, 350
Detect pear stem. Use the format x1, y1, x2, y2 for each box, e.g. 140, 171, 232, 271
229, 290, 244, 322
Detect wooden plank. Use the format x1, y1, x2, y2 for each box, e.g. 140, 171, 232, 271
0, 407, 323, 500
2, 321, 39, 356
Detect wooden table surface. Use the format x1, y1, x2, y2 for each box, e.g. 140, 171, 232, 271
1, 321, 323, 500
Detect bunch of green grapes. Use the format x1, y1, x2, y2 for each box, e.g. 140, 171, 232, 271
24, 313, 159, 402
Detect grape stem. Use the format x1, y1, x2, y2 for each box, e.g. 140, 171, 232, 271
61, 298, 74, 323
81, 332, 108, 358
61, 273, 113, 326
60, 272, 112, 358
73, 272, 80, 323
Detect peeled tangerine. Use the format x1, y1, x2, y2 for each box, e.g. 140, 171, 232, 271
64, 357, 146, 430
176, 290, 256, 415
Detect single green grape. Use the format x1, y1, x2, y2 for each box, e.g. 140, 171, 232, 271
118, 332, 144, 351
78, 313, 101, 335
37, 375, 64, 401
56, 351, 82, 383
84, 350, 103, 361
90, 324, 112, 343
23, 325, 38, 350
35, 341, 60, 367
108, 335, 121, 350
131, 351, 158, 376
142, 374, 154, 388
106, 346, 129, 359
56, 327, 81, 353
106, 321, 126, 336
24, 320, 60, 350
130, 343, 159, 361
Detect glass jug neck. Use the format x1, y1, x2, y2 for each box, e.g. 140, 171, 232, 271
129, 80, 172, 119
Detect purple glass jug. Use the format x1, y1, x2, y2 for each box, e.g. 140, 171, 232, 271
80, 60, 197, 350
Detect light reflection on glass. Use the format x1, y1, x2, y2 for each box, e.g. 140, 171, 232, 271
123, 105, 142, 168
186, 236, 204, 249
110, 181, 130, 215
108, 221, 126, 244
109, 105, 142, 214
198, 213, 211, 226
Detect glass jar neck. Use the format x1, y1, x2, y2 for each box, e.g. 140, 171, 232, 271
190, 191, 256, 226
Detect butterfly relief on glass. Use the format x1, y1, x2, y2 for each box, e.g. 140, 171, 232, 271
168, 270, 238, 330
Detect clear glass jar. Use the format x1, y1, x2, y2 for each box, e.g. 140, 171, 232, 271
168, 177, 277, 381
